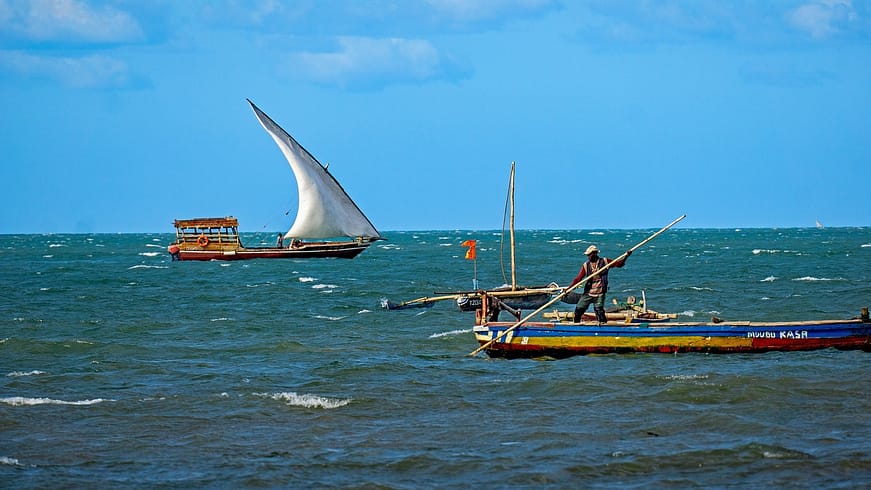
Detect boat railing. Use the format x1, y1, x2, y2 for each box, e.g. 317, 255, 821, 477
175, 225, 241, 246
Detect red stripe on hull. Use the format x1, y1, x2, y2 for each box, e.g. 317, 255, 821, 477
176, 245, 369, 261
480, 337, 871, 359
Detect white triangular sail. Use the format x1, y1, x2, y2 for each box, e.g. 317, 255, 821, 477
248, 100, 381, 240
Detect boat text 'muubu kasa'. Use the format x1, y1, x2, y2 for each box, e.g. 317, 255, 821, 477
168, 100, 382, 261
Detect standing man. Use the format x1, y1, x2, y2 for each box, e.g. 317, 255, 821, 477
568, 245, 630, 323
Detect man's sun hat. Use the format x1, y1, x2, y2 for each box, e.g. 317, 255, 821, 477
584, 245, 599, 255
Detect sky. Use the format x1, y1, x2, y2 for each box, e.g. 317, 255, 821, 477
1, 0, 870, 234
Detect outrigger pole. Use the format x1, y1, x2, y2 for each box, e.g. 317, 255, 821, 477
468, 214, 687, 357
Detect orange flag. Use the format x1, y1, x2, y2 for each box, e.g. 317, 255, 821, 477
461, 239, 476, 260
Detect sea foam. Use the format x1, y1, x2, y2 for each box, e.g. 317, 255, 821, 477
429, 328, 472, 338
256, 392, 351, 409
0, 397, 112, 406
6, 370, 46, 377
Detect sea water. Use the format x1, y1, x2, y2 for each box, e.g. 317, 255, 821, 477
1, 228, 870, 488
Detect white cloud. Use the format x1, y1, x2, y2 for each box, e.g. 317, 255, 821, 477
0, 0, 143, 43
0, 50, 131, 88
287, 36, 469, 90
788, 0, 857, 39
426, 0, 557, 24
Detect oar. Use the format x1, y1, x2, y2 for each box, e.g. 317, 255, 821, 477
382, 294, 460, 310
434, 286, 562, 298
468, 214, 686, 356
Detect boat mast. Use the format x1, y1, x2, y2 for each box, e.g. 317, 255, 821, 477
510, 161, 516, 291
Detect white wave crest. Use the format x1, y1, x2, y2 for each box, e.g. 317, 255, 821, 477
0, 397, 113, 406
429, 328, 471, 338
1, 456, 21, 466
793, 276, 832, 281
299, 277, 316, 282
752, 249, 779, 255
138, 252, 161, 257
257, 392, 351, 409
312, 284, 337, 289
661, 374, 709, 381
761, 276, 777, 282
680, 310, 696, 317
7, 370, 46, 377
862, 243, 871, 248
127, 264, 168, 270
313, 315, 345, 321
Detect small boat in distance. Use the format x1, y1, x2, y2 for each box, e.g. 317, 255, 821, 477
168, 100, 382, 261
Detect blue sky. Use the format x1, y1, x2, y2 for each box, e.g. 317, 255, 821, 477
1, 0, 869, 233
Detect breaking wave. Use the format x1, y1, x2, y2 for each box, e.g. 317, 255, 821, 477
255, 392, 351, 409
429, 328, 471, 338
0, 397, 112, 406
6, 370, 46, 377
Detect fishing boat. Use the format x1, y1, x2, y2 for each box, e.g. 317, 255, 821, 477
472, 300, 871, 358
466, 215, 863, 358
168, 100, 382, 261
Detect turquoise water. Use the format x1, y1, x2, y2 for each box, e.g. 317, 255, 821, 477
2, 228, 870, 488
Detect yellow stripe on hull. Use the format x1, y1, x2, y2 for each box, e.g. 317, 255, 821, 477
473, 332, 755, 350
509, 335, 754, 350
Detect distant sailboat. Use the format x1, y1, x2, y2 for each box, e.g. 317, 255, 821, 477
816, 219, 824, 229
168, 100, 382, 261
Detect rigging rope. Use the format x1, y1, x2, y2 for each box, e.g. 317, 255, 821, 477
500, 168, 511, 286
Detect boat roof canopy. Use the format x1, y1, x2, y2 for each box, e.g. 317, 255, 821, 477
174, 217, 239, 228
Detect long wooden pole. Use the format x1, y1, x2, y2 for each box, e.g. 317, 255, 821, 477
509, 162, 517, 290
468, 214, 686, 356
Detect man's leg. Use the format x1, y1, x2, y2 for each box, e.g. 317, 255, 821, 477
593, 295, 607, 323
574, 294, 593, 322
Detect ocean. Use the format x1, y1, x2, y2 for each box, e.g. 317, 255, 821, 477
2, 227, 870, 488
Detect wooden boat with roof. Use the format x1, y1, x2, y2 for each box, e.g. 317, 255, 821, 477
168, 100, 381, 261
169, 216, 375, 261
